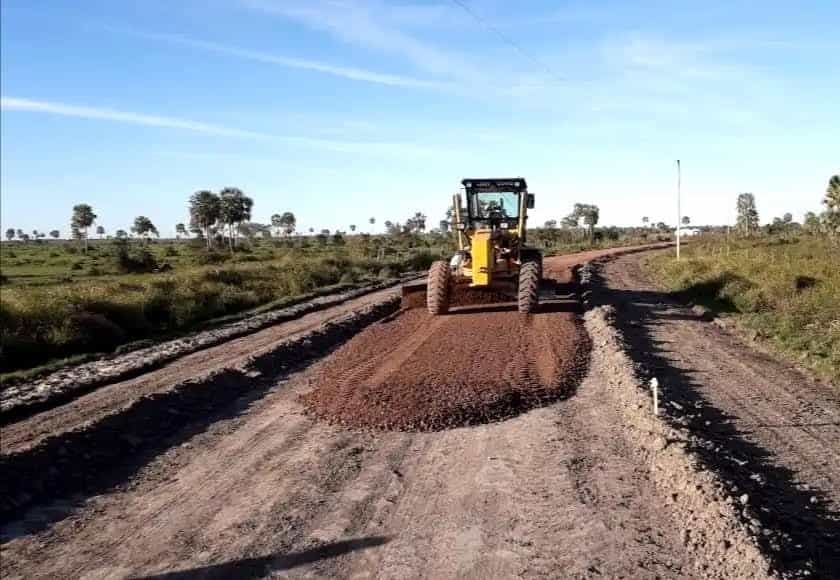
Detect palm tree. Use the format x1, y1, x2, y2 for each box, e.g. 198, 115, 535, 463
218, 187, 253, 252
71, 204, 97, 252
132, 216, 159, 241
736, 193, 759, 235
824, 174, 840, 235
5, 228, 15, 241
349, 224, 356, 233
369, 217, 375, 233
189, 190, 221, 249
642, 216, 649, 228
96, 225, 106, 239
175, 223, 188, 239
50, 230, 60, 239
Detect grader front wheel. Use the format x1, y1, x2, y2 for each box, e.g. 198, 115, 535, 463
518, 260, 540, 313
427, 260, 451, 315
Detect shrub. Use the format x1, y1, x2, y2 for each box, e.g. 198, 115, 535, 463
114, 243, 159, 273
69, 312, 127, 351
406, 250, 435, 271
203, 268, 245, 285
195, 251, 229, 265
378, 266, 396, 279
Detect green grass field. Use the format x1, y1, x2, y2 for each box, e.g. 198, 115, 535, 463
0, 235, 450, 375
646, 235, 840, 383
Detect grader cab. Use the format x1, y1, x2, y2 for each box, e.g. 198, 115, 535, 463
425, 178, 542, 315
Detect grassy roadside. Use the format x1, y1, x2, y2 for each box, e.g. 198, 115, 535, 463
0, 279, 374, 387
644, 236, 839, 384
0, 249, 437, 375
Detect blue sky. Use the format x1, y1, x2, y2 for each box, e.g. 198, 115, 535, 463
2, 0, 839, 237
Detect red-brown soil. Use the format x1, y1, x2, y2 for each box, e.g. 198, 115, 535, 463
302, 294, 588, 431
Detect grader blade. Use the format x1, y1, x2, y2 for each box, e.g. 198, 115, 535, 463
401, 279, 429, 309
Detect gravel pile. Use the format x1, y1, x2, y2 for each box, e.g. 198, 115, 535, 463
303, 304, 589, 431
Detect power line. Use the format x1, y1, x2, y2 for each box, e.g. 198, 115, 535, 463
448, 0, 565, 82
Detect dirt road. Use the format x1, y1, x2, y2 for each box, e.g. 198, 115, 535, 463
594, 251, 840, 576
3, 244, 832, 578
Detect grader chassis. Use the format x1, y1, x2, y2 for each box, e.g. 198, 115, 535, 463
425, 178, 542, 315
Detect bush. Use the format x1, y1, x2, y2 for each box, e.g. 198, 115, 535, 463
195, 251, 229, 265
406, 250, 435, 271
69, 312, 127, 350
203, 268, 245, 285
378, 266, 396, 279
114, 242, 159, 273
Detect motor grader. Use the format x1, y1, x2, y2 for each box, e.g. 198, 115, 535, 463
422, 178, 542, 315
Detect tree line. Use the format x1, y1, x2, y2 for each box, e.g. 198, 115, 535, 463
735, 174, 839, 236
6, 174, 838, 248
2, 186, 389, 254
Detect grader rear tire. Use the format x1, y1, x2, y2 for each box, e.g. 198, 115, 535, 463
427, 260, 451, 315
518, 260, 540, 314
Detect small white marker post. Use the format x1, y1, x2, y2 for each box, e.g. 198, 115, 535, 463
650, 377, 660, 416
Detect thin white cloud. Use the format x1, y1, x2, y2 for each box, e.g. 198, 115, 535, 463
1, 96, 273, 139
1, 96, 444, 157
103, 27, 450, 90
243, 0, 481, 83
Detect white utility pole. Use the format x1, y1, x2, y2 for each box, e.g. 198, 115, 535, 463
676, 159, 681, 261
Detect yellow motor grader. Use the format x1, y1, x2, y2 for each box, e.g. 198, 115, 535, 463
422, 178, 542, 315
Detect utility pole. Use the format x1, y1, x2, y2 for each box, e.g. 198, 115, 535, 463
676, 159, 681, 261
